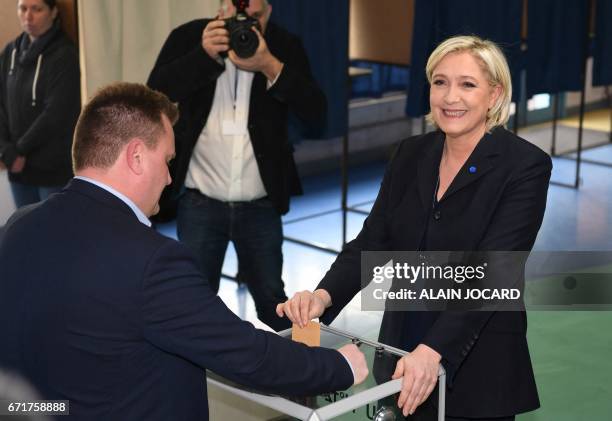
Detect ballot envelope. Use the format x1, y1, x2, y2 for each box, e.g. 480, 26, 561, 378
206, 324, 446, 421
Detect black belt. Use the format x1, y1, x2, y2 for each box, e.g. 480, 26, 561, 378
185, 188, 268, 204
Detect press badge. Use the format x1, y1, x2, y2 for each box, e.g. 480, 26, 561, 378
222, 120, 248, 136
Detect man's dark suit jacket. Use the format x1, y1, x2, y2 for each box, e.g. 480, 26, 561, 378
318, 127, 552, 418
0, 179, 352, 420
147, 19, 326, 216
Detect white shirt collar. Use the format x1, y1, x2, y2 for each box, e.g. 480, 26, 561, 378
74, 176, 152, 227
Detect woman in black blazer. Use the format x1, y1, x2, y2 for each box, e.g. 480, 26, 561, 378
277, 35, 552, 420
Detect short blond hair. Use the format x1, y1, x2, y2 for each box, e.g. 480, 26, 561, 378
425, 35, 512, 132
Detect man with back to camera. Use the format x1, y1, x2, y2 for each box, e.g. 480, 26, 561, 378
0, 82, 367, 421
147, 0, 326, 331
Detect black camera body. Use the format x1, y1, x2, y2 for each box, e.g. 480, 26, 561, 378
224, 0, 261, 58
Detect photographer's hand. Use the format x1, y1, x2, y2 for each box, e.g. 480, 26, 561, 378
229, 27, 283, 82
202, 19, 230, 60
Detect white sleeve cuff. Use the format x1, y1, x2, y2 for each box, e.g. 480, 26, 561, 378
266, 63, 284, 89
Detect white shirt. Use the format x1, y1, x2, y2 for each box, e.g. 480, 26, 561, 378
185, 58, 267, 202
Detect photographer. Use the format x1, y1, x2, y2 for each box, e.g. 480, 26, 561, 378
148, 0, 326, 331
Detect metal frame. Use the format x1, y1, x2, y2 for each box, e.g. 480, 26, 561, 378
550, 93, 561, 156
554, 86, 612, 170
284, 4, 361, 254
206, 324, 446, 421
339, 65, 382, 247
547, 0, 612, 188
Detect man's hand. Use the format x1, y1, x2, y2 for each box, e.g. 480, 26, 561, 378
392, 344, 441, 417
202, 19, 229, 60
276, 289, 331, 328
10, 156, 26, 173
338, 344, 369, 385
229, 27, 283, 81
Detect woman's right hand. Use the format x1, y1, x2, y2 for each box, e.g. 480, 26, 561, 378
276, 289, 332, 328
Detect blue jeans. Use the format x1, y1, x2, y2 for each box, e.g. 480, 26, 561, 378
10, 181, 64, 208
177, 189, 290, 331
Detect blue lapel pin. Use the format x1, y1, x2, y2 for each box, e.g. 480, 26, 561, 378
468, 166, 477, 174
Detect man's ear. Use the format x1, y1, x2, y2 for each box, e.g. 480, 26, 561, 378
125, 138, 146, 175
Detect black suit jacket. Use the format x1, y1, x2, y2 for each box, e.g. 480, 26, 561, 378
0, 179, 352, 421
147, 19, 326, 216
319, 128, 552, 418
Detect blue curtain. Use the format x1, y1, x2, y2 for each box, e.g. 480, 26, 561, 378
405, 0, 523, 117
593, 0, 612, 86
526, 0, 588, 97
350, 61, 409, 99
269, 0, 349, 140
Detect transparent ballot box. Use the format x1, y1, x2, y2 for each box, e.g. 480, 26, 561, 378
206, 325, 446, 421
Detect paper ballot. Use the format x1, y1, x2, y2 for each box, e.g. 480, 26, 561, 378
291, 321, 321, 347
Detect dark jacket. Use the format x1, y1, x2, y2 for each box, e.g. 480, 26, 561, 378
0, 179, 353, 421
0, 21, 80, 186
148, 19, 326, 216
319, 127, 552, 418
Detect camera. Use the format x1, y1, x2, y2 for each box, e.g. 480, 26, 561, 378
224, 0, 261, 58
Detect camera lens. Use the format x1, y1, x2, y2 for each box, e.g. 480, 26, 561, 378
227, 12, 260, 58
230, 27, 258, 58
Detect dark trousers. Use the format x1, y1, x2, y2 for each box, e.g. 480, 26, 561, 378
447, 417, 514, 421
408, 403, 516, 421
378, 393, 516, 421
9, 181, 63, 208
405, 403, 516, 421
177, 189, 290, 331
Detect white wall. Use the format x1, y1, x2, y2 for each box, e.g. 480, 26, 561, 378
1, 0, 20, 225
77, 0, 220, 100
0, 171, 15, 225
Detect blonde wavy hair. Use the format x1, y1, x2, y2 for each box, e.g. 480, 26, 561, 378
425, 35, 512, 132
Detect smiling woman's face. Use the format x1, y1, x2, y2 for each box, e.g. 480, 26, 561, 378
429, 51, 500, 141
